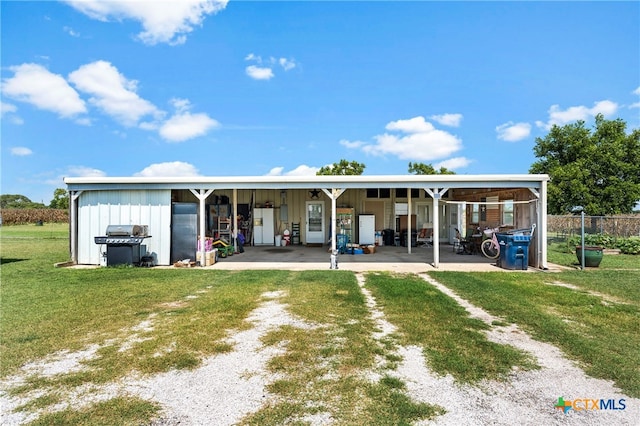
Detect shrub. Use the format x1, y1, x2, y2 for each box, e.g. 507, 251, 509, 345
568, 233, 615, 248
616, 237, 640, 255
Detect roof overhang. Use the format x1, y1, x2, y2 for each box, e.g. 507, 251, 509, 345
64, 174, 549, 192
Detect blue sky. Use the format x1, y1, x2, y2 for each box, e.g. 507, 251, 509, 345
2, 1, 639, 205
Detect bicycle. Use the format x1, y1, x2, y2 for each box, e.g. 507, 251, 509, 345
480, 224, 536, 260
480, 226, 502, 259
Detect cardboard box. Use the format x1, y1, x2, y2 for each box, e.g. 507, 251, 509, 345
196, 249, 217, 266
364, 245, 376, 254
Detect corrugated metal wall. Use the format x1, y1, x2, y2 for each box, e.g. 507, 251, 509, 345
77, 190, 171, 265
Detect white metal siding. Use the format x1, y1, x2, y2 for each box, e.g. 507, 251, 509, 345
77, 190, 171, 265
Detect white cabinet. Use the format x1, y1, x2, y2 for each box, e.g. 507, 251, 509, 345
253, 208, 275, 245
359, 214, 375, 245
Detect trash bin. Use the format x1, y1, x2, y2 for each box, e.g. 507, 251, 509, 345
382, 229, 395, 246
336, 234, 348, 254
501, 234, 531, 270
495, 233, 511, 268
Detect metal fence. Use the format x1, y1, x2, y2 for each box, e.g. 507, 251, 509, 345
547, 215, 640, 241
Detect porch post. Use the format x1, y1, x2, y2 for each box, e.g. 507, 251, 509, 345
540, 180, 548, 269
190, 189, 214, 267
407, 187, 412, 254
69, 190, 82, 264
321, 188, 345, 269
425, 187, 449, 268
233, 188, 238, 250
432, 192, 440, 267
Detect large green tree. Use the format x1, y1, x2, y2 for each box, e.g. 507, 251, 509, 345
49, 188, 69, 209
529, 115, 640, 215
408, 162, 456, 175
316, 159, 366, 175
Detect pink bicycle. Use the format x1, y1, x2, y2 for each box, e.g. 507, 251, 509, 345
480, 226, 502, 259
480, 224, 536, 259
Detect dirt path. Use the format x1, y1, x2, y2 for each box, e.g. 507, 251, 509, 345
404, 274, 640, 425
2, 276, 639, 425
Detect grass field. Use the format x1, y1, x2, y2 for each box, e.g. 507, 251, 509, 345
2, 224, 639, 424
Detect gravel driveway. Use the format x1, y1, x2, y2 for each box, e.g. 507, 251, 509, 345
1, 274, 638, 425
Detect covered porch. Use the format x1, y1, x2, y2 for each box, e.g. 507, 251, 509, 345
203, 243, 529, 273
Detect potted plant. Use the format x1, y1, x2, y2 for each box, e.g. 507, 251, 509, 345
575, 245, 604, 267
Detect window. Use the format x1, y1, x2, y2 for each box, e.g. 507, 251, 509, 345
395, 188, 407, 198
395, 203, 408, 215
502, 200, 514, 226
471, 203, 480, 223
366, 188, 391, 198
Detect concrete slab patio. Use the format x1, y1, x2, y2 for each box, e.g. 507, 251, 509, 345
206, 244, 567, 273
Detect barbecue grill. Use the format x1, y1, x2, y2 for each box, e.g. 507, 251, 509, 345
95, 225, 150, 266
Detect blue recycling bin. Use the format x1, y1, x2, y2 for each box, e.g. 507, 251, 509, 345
501, 234, 531, 270
495, 233, 511, 268
336, 234, 348, 254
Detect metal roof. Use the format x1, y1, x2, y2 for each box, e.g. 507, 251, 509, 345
64, 174, 549, 191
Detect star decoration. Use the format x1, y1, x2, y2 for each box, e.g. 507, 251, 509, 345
309, 189, 320, 199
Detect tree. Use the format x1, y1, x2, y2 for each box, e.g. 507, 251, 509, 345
408, 162, 456, 175
316, 159, 366, 175
49, 188, 69, 209
0, 194, 45, 209
529, 115, 640, 215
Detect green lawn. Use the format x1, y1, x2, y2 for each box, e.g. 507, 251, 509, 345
430, 270, 640, 398
2, 224, 638, 424
548, 241, 640, 269
1, 226, 442, 424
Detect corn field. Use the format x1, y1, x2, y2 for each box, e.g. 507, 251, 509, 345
0, 209, 69, 225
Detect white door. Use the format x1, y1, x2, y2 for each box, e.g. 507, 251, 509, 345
359, 215, 375, 245
306, 201, 325, 244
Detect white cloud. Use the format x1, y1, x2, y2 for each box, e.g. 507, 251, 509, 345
536, 100, 618, 129
1, 102, 24, 124
1, 102, 17, 115
385, 116, 434, 133
245, 54, 297, 80
134, 161, 200, 177
429, 113, 463, 127
64, 0, 227, 45
67, 166, 107, 177
2, 63, 87, 118
75, 117, 92, 126
279, 57, 296, 71
435, 157, 471, 170
63, 26, 80, 37
68, 60, 160, 126
159, 112, 219, 142
266, 165, 319, 176
169, 98, 191, 113
339, 139, 365, 149
11, 147, 33, 156
266, 167, 284, 176
631, 87, 640, 109
158, 99, 219, 142
496, 122, 532, 142
351, 116, 462, 161
245, 65, 274, 80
